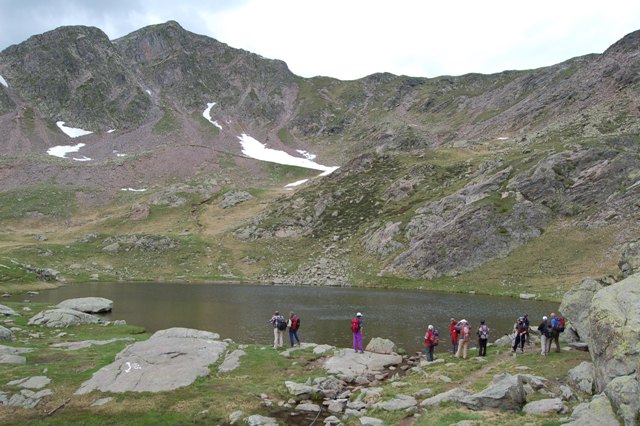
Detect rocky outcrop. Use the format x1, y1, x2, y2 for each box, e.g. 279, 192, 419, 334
101, 235, 179, 253
218, 349, 246, 373
28, 308, 103, 328
76, 327, 227, 394
559, 277, 604, 342
322, 349, 402, 379
618, 240, 640, 277
420, 388, 472, 407
220, 190, 253, 209
0, 344, 31, 364
50, 338, 135, 351
373, 394, 417, 411
588, 273, 640, 392
57, 297, 113, 313
522, 398, 568, 415
8, 376, 51, 390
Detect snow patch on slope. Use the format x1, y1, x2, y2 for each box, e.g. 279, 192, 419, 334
238, 134, 338, 175
56, 121, 93, 138
47, 143, 86, 159
203, 102, 223, 130
0, 75, 7, 88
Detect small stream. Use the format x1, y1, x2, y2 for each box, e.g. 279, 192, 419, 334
29, 282, 558, 352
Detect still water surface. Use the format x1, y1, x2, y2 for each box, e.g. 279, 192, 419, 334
31, 282, 558, 353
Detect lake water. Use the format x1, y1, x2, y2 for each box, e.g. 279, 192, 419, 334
30, 282, 558, 353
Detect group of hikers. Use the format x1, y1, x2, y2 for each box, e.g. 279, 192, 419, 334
423, 318, 490, 362
268, 311, 301, 348
268, 311, 565, 359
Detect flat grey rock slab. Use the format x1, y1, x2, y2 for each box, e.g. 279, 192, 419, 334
0, 344, 31, 364
0, 304, 19, 316
295, 402, 321, 412
360, 417, 384, 426
244, 415, 278, 425
151, 327, 220, 340
565, 393, 621, 426
76, 328, 227, 394
523, 398, 568, 415
373, 394, 417, 411
7, 376, 51, 390
28, 308, 102, 328
90, 397, 114, 407
5, 388, 53, 409
219, 349, 246, 373
51, 338, 135, 351
322, 348, 402, 376
57, 297, 113, 313
421, 388, 472, 407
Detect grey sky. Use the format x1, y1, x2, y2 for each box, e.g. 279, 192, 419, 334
1, 0, 639, 80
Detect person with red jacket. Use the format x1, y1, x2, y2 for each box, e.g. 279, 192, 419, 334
424, 324, 436, 361
449, 318, 459, 355
351, 312, 364, 353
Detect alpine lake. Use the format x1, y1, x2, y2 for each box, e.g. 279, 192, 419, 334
29, 282, 558, 352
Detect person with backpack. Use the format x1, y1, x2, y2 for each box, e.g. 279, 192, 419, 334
449, 318, 459, 355
537, 315, 553, 356
550, 312, 562, 353
477, 320, 490, 356
424, 324, 439, 362
287, 311, 301, 347
455, 319, 471, 359
512, 317, 527, 353
269, 310, 286, 349
352, 312, 364, 353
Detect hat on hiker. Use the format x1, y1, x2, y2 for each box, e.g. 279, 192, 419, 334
356, 312, 363, 317
543, 316, 548, 320
428, 324, 434, 330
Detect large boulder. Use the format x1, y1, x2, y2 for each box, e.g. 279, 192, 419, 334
461, 373, 526, 411
604, 375, 640, 426
365, 337, 397, 354
0, 304, 19, 316
76, 327, 227, 394
568, 361, 595, 395
56, 297, 113, 313
559, 277, 604, 342
28, 308, 102, 328
565, 393, 621, 426
373, 394, 417, 411
588, 273, 640, 392
0, 325, 12, 341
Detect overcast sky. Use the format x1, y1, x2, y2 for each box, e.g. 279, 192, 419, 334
1, 0, 639, 80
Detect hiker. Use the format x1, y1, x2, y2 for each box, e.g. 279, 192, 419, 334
477, 320, 490, 356
351, 312, 364, 353
512, 317, 527, 353
538, 315, 553, 356
523, 314, 531, 345
454, 319, 470, 359
287, 311, 301, 347
550, 312, 562, 353
269, 311, 286, 349
449, 318, 459, 355
424, 324, 438, 362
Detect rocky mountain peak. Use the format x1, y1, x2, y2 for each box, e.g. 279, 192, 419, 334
603, 29, 640, 56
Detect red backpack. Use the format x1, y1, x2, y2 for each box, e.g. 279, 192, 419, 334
556, 316, 565, 332
291, 317, 300, 331
351, 318, 361, 333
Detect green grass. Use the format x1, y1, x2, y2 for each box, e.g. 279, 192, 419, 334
0, 185, 77, 220
152, 108, 179, 135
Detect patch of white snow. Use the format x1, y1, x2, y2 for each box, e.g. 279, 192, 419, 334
238, 134, 338, 175
107, 129, 115, 133
203, 102, 223, 130
56, 121, 93, 138
0, 75, 7, 88
145, 89, 151, 95
296, 150, 316, 160
285, 179, 309, 188
72, 156, 92, 162
120, 188, 147, 192
47, 143, 86, 159
112, 150, 127, 157
497, 137, 509, 140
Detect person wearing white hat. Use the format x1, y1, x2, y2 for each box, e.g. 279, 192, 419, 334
351, 312, 364, 353
537, 316, 553, 356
